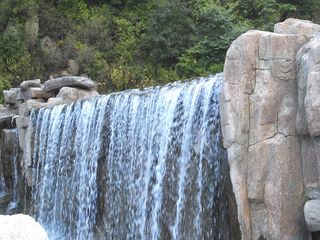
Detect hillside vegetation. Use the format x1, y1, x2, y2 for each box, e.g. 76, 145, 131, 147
0, 0, 318, 100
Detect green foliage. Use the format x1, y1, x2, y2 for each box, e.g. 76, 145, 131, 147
143, 1, 195, 66
0, 25, 27, 61
0, 0, 317, 102
0, 23, 41, 102
177, 1, 251, 77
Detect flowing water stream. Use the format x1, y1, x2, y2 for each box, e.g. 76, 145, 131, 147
29, 73, 237, 239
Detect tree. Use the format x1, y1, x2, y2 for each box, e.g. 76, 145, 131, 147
142, 0, 195, 67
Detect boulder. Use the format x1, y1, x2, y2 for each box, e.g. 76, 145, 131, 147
3, 88, 19, 106
20, 79, 41, 91
274, 18, 320, 35
305, 184, 320, 199
296, 35, 320, 136
43, 76, 95, 93
305, 71, 320, 136
20, 87, 53, 101
56, 87, 99, 103
304, 200, 320, 232
19, 99, 46, 118
0, 214, 48, 240
221, 25, 309, 239
46, 97, 64, 106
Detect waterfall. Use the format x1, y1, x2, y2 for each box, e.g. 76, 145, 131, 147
29, 73, 237, 239
0, 128, 20, 214
6, 129, 20, 213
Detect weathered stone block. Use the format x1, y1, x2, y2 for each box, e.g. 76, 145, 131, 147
56, 87, 99, 103
296, 35, 320, 135
20, 87, 54, 101
43, 76, 95, 92
304, 200, 320, 232
305, 71, 320, 136
20, 79, 41, 91
301, 137, 319, 186
305, 184, 320, 199
19, 99, 46, 117
274, 18, 320, 36
3, 88, 19, 106
221, 21, 312, 240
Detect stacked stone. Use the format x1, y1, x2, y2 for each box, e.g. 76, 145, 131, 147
0, 76, 99, 213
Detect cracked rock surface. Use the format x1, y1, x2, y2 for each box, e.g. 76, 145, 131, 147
221, 18, 320, 240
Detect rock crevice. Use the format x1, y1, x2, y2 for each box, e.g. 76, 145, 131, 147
221, 18, 320, 239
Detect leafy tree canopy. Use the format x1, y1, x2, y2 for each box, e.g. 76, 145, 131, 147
0, 0, 317, 101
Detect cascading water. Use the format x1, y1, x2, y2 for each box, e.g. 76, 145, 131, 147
29, 73, 239, 240
6, 129, 20, 213
0, 128, 21, 214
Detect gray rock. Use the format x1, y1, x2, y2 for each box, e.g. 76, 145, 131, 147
3, 88, 19, 106
20, 79, 41, 91
221, 25, 310, 239
305, 71, 320, 136
56, 87, 99, 103
296, 35, 320, 136
43, 76, 95, 93
301, 137, 320, 187
17, 116, 29, 129
304, 200, 320, 231
274, 18, 320, 35
18, 99, 46, 118
20, 87, 53, 101
305, 184, 320, 199
46, 97, 64, 106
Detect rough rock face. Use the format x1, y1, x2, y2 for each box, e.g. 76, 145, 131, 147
20, 79, 41, 91
304, 200, 320, 232
221, 19, 320, 239
4, 89, 19, 106
0, 214, 48, 240
55, 86, 99, 103
274, 18, 320, 35
43, 76, 95, 92
0, 76, 100, 206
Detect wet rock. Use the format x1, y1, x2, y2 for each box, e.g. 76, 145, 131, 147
304, 200, 320, 232
43, 76, 95, 93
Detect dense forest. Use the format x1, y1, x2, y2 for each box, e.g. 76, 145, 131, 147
0, 0, 319, 100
